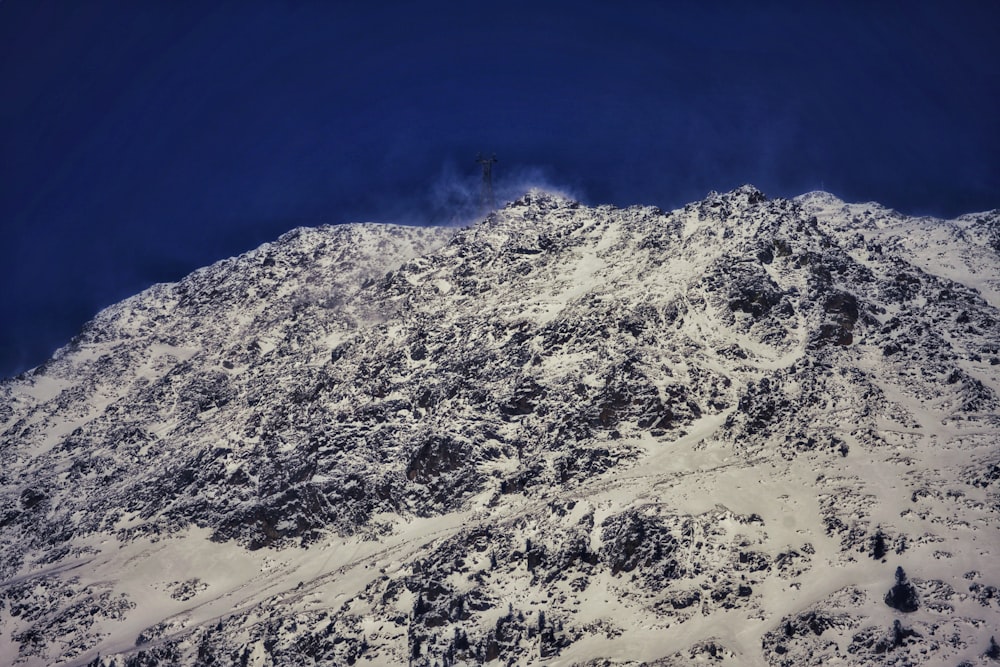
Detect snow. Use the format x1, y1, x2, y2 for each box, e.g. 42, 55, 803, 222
2, 188, 999, 666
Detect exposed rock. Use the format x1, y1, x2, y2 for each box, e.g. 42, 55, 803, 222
2, 188, 999, 666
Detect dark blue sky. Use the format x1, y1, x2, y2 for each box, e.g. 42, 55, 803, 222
2, 1, 998, 379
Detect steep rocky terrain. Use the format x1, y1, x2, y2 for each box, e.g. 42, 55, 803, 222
1, 186, 998, 666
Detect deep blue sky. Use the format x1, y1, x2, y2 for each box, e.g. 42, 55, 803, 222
2, 1, 998, 379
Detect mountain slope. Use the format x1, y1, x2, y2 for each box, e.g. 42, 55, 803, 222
1, 188, 999, 666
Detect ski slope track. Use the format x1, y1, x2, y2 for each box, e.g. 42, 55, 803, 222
1, 187, 999, 666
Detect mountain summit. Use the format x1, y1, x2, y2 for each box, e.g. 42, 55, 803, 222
2, 188, 999, 666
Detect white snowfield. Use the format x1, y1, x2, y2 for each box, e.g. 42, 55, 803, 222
1, 187, 998, 666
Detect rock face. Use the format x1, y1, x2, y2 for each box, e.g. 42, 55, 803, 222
1, 187, 999, 666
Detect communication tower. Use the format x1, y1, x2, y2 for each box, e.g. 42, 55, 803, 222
476, 153, 497, 213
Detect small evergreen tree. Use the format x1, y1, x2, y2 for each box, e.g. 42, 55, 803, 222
871, 529, 888, 560
884, 566, 919, 612
987, 635, 1000, 660
891, 620, 905, 648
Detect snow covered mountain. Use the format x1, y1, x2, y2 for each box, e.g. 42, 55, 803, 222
1, 186, 999, 666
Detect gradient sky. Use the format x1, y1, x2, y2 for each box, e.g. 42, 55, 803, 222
2, 1, 998, 379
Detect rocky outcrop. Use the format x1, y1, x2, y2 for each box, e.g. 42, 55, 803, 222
1, 188, 998, 666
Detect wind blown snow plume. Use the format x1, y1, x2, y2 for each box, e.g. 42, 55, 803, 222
425, 160, 583, 225
1, 186, 999, 666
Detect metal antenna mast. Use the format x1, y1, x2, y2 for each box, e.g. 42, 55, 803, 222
476, 153, 497, 213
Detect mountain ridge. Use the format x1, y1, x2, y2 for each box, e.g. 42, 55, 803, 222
1, 186, 999, 666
